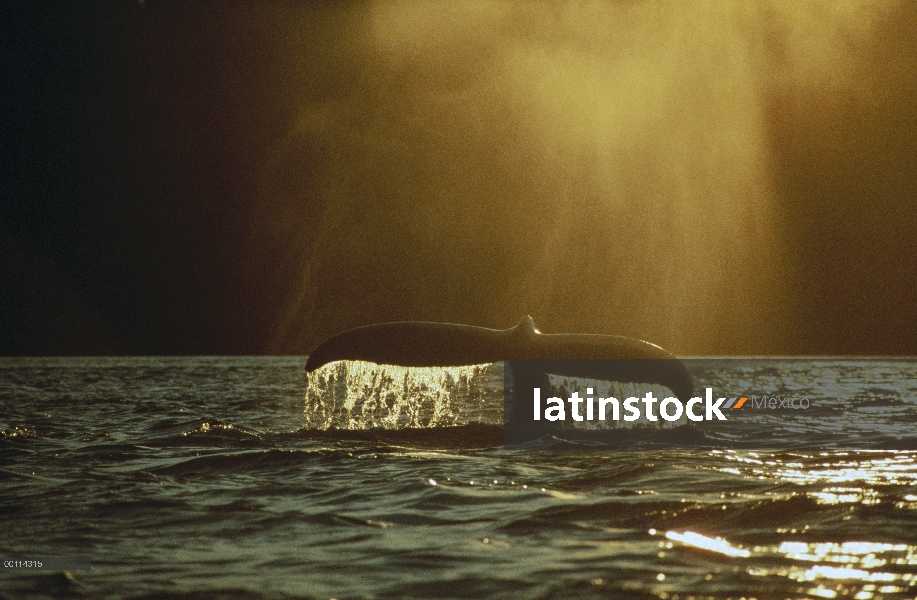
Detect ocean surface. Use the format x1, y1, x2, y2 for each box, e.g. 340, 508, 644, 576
2, 356, 916, 599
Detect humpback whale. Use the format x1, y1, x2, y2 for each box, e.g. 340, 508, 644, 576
305, 316, 693, 438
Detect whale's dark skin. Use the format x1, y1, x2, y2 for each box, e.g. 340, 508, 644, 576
305, 316, 694, 436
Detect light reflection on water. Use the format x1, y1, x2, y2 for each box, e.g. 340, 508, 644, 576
661, 529, 916, 598
669, 450, 917, 598
714, 450, 917, 486
3, 357, 917, 598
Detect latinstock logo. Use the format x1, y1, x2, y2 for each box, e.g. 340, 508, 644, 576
499, 357, 913, 450
529, 389, 811, 424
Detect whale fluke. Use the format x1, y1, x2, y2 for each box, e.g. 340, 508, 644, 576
306, 317, 693, 441
305, 316, 693, 404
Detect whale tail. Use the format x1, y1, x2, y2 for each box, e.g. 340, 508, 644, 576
306, 316, 693, 437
